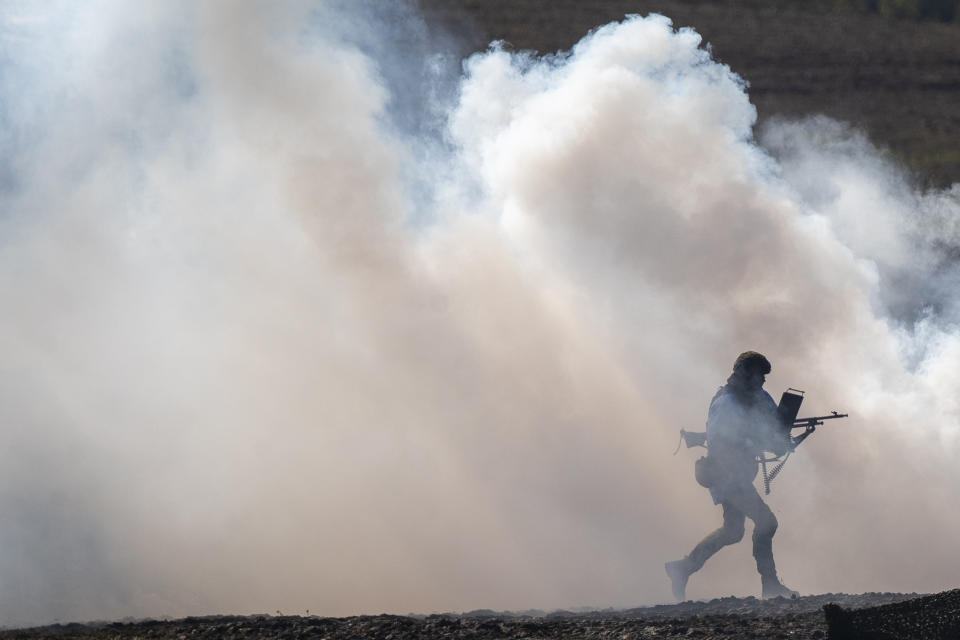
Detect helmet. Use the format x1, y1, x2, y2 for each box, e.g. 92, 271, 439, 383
733, 351, 771, 375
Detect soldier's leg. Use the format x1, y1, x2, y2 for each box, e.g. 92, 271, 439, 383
724, 485, 797, 598
687, 502, 747, 571
666, 502, 746, 600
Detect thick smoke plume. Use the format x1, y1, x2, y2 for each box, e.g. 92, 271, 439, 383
0, 0, 957, 627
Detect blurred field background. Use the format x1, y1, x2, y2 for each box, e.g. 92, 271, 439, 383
421, 0, 960, 187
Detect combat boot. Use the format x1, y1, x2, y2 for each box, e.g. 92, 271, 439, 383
664, 558, 693, 602
761, 575, 799, 600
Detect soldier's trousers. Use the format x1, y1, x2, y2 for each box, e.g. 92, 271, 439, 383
686, 483, 779, 578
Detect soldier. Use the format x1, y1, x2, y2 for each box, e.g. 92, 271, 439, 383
665, 351, 798, 601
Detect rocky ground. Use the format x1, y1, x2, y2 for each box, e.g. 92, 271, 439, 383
3, 590, 958, 639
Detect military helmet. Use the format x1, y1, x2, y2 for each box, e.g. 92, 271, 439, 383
733, 350, 771, 375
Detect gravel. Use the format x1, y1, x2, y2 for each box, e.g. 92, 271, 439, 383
3, 590, 958, 640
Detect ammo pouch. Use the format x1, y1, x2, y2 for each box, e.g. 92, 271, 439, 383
694, 455, 719, 489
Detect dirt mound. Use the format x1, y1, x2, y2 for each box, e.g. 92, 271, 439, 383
613, 591, 921, 618
824, 589, 960, 639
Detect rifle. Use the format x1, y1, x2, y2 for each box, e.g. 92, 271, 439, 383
673, 388, 849, 494
672, 411, 848, 453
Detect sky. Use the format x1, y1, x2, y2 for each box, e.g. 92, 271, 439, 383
0, 0, 958, 627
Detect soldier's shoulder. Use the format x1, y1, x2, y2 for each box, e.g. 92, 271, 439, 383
709, 392, 740, 414
761, 390, 778, 407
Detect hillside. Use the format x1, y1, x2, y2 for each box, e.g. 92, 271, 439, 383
421, 0, 960, 187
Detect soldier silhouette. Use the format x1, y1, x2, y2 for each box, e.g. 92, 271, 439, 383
665, 351, 798, 601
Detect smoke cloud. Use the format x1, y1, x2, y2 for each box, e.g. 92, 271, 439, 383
0, 0, 957, 626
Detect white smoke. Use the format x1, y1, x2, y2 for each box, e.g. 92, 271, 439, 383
0, 0, 957, 627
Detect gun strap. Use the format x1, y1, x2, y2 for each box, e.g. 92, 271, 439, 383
673, 430, 684, 456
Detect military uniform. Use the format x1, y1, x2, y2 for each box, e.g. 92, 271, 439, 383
666, 352, 797, 601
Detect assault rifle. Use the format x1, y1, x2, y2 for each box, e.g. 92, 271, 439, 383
673, 388, 848, 494
674, 388, 847, 452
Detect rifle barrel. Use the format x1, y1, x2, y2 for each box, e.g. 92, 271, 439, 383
791, 413, 848, 429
